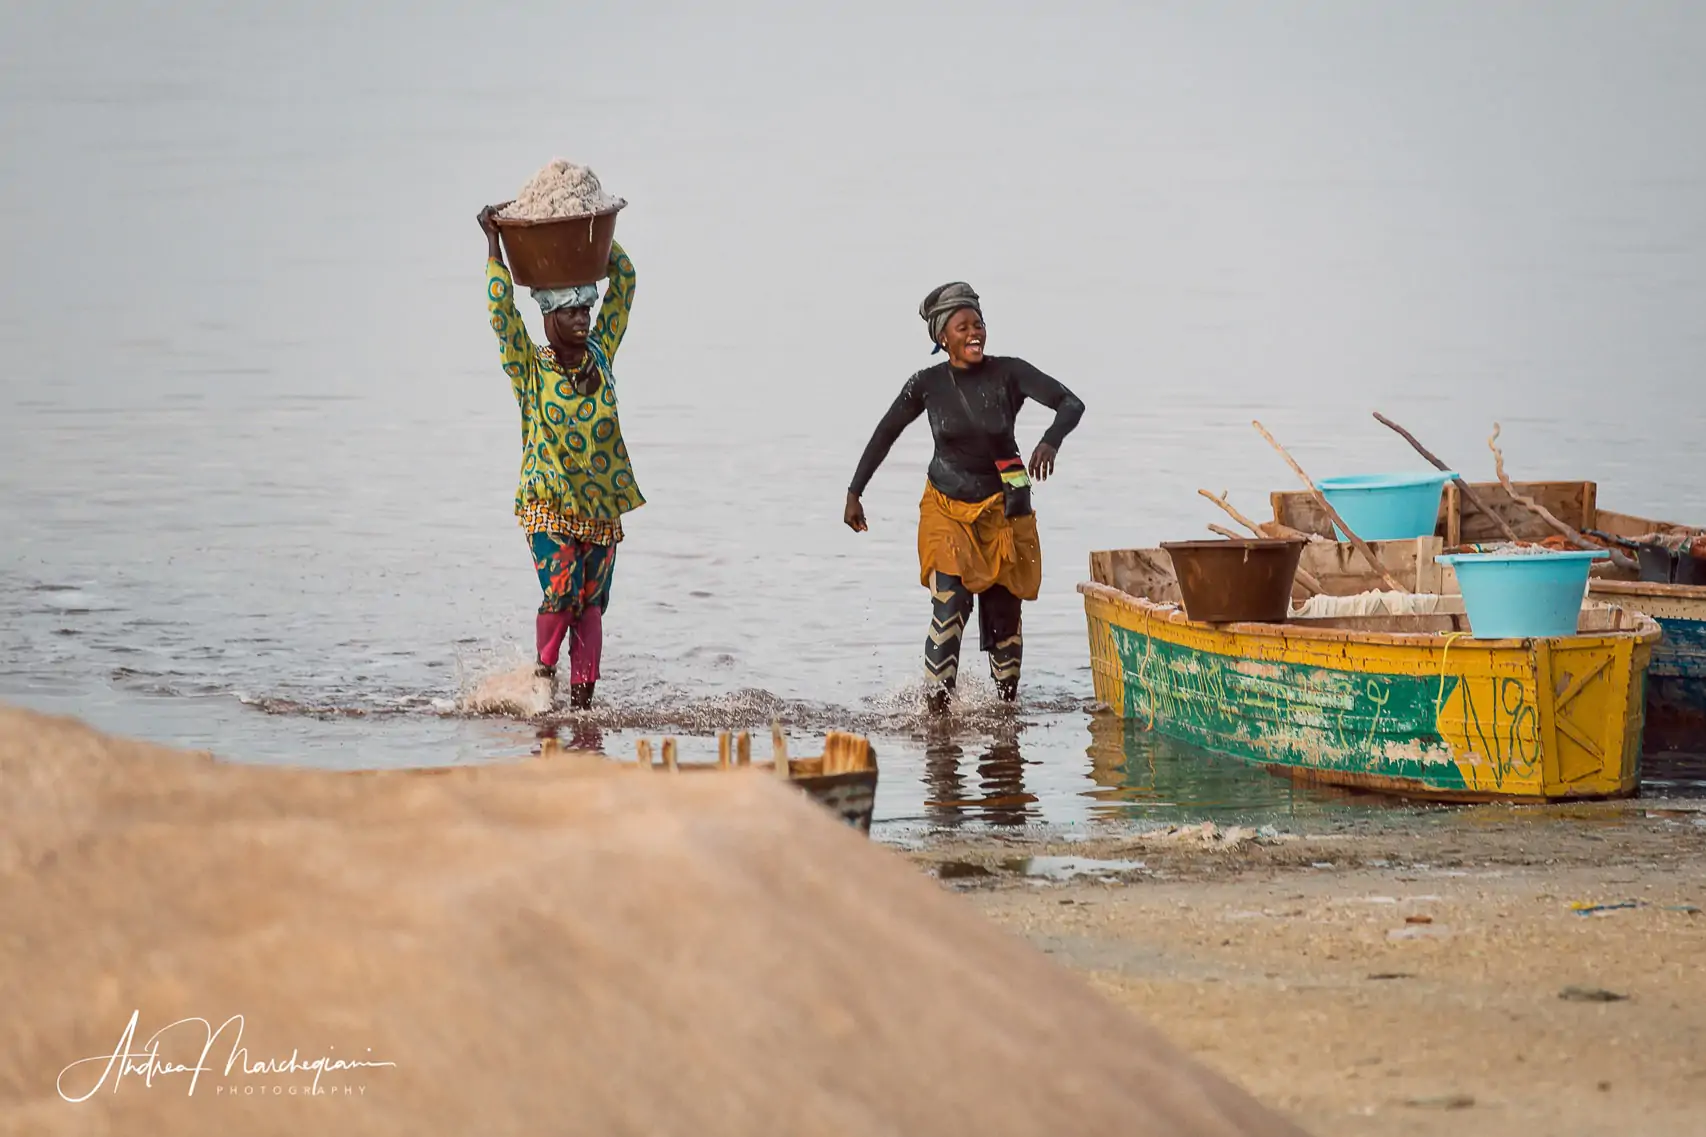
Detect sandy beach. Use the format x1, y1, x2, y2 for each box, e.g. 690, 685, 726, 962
910, 805, 1706, 1135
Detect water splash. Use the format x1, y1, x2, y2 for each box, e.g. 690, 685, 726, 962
461, 664, 555, 718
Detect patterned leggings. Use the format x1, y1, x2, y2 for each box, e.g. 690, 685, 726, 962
924, 571, 1023, 696
529, 533, 616, 682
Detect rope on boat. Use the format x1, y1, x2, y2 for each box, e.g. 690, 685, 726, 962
1434, 631, 1469, 723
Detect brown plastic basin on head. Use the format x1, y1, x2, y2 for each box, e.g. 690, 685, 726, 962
494, 201, 625, 289
1159, 538, 1306, 624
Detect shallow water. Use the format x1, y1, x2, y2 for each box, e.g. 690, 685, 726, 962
3, 1, 1704, 834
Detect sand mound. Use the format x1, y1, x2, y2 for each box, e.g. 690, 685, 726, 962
0, 704, 1301, 1136
498, 159, 620, 221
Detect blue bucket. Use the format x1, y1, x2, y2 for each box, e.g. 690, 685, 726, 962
1435, 551, 1610, 639
1315, 472, 1456, 542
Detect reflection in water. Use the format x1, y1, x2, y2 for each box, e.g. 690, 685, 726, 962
1081, 714, 1421, 824
922, 726, 1039, 827
542, 720, 606, 757
1644, 750, 1706, 796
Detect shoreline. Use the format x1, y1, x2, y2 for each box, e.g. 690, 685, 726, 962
904, 802, 1706, 1136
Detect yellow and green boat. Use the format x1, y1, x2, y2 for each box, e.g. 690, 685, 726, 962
1272, 479, 1706, 756
1080, 549, 1662, 802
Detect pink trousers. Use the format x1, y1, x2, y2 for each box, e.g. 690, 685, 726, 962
535, 604, 604, 683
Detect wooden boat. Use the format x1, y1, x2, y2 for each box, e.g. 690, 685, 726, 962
1080, 548, 1661, 802
624, 726, 878, 834
1272, 479, 1706, 753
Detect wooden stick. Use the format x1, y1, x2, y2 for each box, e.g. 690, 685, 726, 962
736, 731, 751, 767
717, 732, 731, 770
1206, 523, 1244, 541
1253, 420, 1408, 593
1198, 488, 1320, 543
1198, 489, 1268, 537
1372, 411, 1519, 542
662, 737, 679, 773
1263, 520, 1322, 542
1488, 424, 1637, 571
771, 720, 791, 780
635, 739, 653, 770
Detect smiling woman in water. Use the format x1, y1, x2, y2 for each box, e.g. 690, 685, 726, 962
845, 281, 1085, 714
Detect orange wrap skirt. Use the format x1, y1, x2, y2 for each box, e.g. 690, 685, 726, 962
916, 482, 1042, 600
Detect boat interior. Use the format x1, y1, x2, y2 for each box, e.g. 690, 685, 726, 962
1087, 547, 1642, 638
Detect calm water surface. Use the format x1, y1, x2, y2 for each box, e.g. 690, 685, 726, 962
3, 2, 1702, 837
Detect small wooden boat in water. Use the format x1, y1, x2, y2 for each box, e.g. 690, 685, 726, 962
625, 726, 879, 834
1080, 547, 1661, 802
1273, 479, 1706, 754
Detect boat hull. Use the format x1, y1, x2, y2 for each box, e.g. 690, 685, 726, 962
1585, 580, 1706, 753
1081, 582, 1655, 802
793, 770, 878, 833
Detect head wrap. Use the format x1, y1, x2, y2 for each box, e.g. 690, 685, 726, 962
531, 283, 599, 315
919, 282, 982, 354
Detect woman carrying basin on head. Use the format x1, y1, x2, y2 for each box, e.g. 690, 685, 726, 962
478, 204, 644, 711
844, 282, 1085, 714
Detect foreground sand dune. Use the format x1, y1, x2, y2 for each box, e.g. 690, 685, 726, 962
0, 705, 1303, 1136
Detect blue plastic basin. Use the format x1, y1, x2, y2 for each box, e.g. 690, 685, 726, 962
1316, 472, 1456, 542
1435, 551, 1610, 639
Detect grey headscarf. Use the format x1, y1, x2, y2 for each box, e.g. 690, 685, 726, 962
919, 282, 982, 353
531, 283, 599, 315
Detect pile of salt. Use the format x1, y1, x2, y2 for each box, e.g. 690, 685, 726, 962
498, 159, 621, 221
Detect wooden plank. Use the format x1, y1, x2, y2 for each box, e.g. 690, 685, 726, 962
1455, 481, 1596, 543
1288, 613, 1469, 634
1270, 490, 1335, 538
1556, 717, 1607, 769
1593, 508, 1687, 539
821, 732, 875, 776
1295, 537, 1444, 596
1589, 577, 1706, 604
1442, 480, 1462, 549
1088, 549, 1180, 603
1554, 656, 1613, 713
1532, 640, 1565, 790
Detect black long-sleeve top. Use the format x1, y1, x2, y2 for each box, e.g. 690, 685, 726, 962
848, 357, 1086, 503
